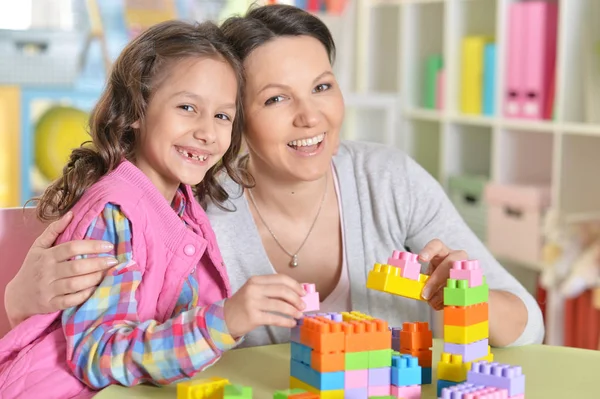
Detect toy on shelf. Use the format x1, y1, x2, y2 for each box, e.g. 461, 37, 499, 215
437, 260, 493, 397
301, 283, 320, 312
366, 250, 429, 301
392, 322, 433, 385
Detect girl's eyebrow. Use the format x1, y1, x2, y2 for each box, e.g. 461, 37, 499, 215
170, 90, 235, 110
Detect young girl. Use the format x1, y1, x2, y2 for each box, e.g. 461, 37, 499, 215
0, 20, 306, 398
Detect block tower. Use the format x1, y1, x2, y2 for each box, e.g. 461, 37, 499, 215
436, 260, 493, 397
290, 311, 422, 399
391, 322, 433, 384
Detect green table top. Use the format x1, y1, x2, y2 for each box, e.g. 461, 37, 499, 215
94, 339, 600, 399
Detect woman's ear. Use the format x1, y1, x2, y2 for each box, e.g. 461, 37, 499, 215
131, 120, 140, 129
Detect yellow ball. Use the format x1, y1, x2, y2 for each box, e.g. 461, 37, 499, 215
34, 106, 90, 181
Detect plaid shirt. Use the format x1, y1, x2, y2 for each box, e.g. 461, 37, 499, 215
61, 188, 236, 388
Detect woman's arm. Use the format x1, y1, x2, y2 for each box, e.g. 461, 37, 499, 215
403, 157, 544, 347
5, 212, 116, 327
63, 204, 237, 388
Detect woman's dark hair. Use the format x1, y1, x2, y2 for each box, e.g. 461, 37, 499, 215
220, 4, 337, 184
35, 20, 248, 221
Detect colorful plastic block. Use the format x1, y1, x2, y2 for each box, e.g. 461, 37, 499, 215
300, 317, 345, 353
345, 387, 368, 399
369, 349, 393, 368
224, 384, 252, 398
443, 278, 489, 306
444, 321, 489, 344
467, 361, 525, 397
399, 321, 433, 350
449, 260, 483, 287
177, 377, 230, 399
443, 339, 489, 362
290, 359, 344, 390
340, 314, 391, 351
366, 263, 429, 301
387, 250, 421, 280
391, 384, 421, 399
422, 367, 432, 384
368, 367, 391, 386
368, 385, 392, 397
368, 396, 395, 399
390, 354, 421, 386
301, 283, 320, 312
291, 342, 312, 366
273, 388, 318, 399
444, 303, 489, 326
345, 350, 369, 370
344, 369, 368, 389
437, 379, 460, 397
440, 382, 514, 399
290, 377, 344, 399
437, 353, 469, 382
311, 350, 345, 372
400, 348, 432, 368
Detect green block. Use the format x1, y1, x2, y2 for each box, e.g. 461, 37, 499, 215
273, 388, 307, 398
345, 351, 369, 370
424, 54, 443, 109
443, 277, 489, 306
224, 384, 252, 398
369, 396, 395, 399
368, 349, 393, 368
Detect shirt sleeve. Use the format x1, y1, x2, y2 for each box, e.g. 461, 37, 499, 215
61, 203, 238, 389
401, 156, 545, 347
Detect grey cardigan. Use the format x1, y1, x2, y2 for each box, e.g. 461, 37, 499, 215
206, 140, 545, 348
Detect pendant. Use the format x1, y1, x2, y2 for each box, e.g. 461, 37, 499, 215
290, 254, 299, 267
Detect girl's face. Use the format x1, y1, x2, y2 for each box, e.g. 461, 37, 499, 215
243, 35, 345, 182
133, 57, 238, 200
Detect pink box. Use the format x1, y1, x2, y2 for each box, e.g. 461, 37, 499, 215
522, 1, 558, 120
391, 384, 421, 399
504, 2, 527, 118
485, 183, 551, 265
345, 369, 368, 389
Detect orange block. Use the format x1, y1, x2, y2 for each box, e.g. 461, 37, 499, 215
300, 317, 344, 353
311, 351, 345, 372
341, 321, 371, 352
444, 302, 489, 326
400, 348, 432, 367
366, 319, 392, 350
290, 393, 319, 399
400, 322, 433, 350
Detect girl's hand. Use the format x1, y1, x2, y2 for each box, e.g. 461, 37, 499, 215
419, 239, 469, 310
223, 274, 307, 338
5, 212, 116, 327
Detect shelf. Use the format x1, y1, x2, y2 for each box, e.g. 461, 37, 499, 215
371, 0, 443, 5
404, 107, 443, 121
444, 124, 492, 180
562, 123, 600, 137
498, 118, 557, 134
447, 113, 494, 127
404, 119, 442, 180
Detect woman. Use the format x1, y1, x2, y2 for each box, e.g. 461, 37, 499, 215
4, 5, 543, 348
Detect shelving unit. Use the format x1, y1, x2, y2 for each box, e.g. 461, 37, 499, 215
348, 0, 600, 271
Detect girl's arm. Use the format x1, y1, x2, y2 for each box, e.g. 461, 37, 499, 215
62, 204, 237, 389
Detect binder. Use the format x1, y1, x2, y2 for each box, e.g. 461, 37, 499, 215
424, 54, 443, 109
483, 43, 496, 116
522, 1, 558, 120
504, 2, 527, 118
436, 68, 445, 110
461, 36, 489, 115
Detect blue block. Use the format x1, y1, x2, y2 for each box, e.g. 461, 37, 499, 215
390, 354, 421, 386
291, 342, 311, 366
437, 379, 460, 397
290, 359, 344, 390
483, 43, 496, 116
422, 367, 432, 384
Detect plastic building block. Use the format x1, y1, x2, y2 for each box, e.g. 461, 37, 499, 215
311, 351, 344, 372
366, 263, 429, 301
399, 321, 433, 350
368, 396, 395, 399
444, 321, 489, 344
443, 339, 489, 362
368, 367, 391, 386
340, 314, 391, 351
422, 367, 432, 384
467, 361, 525, 397
449, 260, 483, 287
391, 327, 401, 351
300, 317, 345, 353
368, 349, 393, 368
437, 379, 460, 397
290, 359, 344, 390
344, 369, 368, 389
440, 382, 514, 399
177, 377, 229, 399
224, 384, 252, 398
390, 353, 421, 386
437, 353, 470, 382
290, 376, 344, 399
387, 250, 421, 280
368, 385, 392, 397
443, 278, 489, 307
273, 388, 318, 399
345, 387, 368, 399
345, 350, 369, 370
391, 384, 421, 399
291, 342, 312, 366
301, 283, 320, 312
400, 348, 432, 368
444, 303, 489, 326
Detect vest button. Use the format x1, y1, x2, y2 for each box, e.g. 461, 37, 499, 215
184, 244, 196, 256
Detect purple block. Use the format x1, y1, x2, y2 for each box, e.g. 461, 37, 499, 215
440, 382, 486, 399
467, 361, 525, 397
443, 339, 489, 362
344, 387, 368, 399
290, 326, 301, 343
368, 367, 391, 386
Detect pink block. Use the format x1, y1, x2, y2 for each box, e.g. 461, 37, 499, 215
436, 69, 445, 110
301, 283, 320, 312
391, 384, 421, 399
504, 2, 526, 118
367, 385, 391, 397
441, 384, 510, 399
449, 260, 484, 287
387, 250, 420, 281
345, 369, 368, 389
522, 1, 558, 120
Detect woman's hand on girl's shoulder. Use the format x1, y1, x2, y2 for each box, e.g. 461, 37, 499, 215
5, 211, 116, 327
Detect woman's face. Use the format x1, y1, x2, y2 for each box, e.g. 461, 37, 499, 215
242, 35, 345, 182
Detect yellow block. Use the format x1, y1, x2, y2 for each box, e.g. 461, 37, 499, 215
290, 377, 344, 399
437, 349, 495, 382
444, 321, 489, 344
177, 376, 229, 399
460, 36, 491, 114
341, 311, 374, 322
0, 86, 21, 207
366, 263, 429, 301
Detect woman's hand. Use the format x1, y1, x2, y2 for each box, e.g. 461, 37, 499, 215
223, 274, 307, 338
418, 239, 469, 310
5, 211, 117, 327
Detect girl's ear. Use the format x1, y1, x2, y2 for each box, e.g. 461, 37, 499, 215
131, 120, 140, 129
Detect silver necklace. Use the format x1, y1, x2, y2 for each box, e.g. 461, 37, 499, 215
248, 174, 328, 268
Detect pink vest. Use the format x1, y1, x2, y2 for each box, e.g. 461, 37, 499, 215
0, 160, 231, 398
